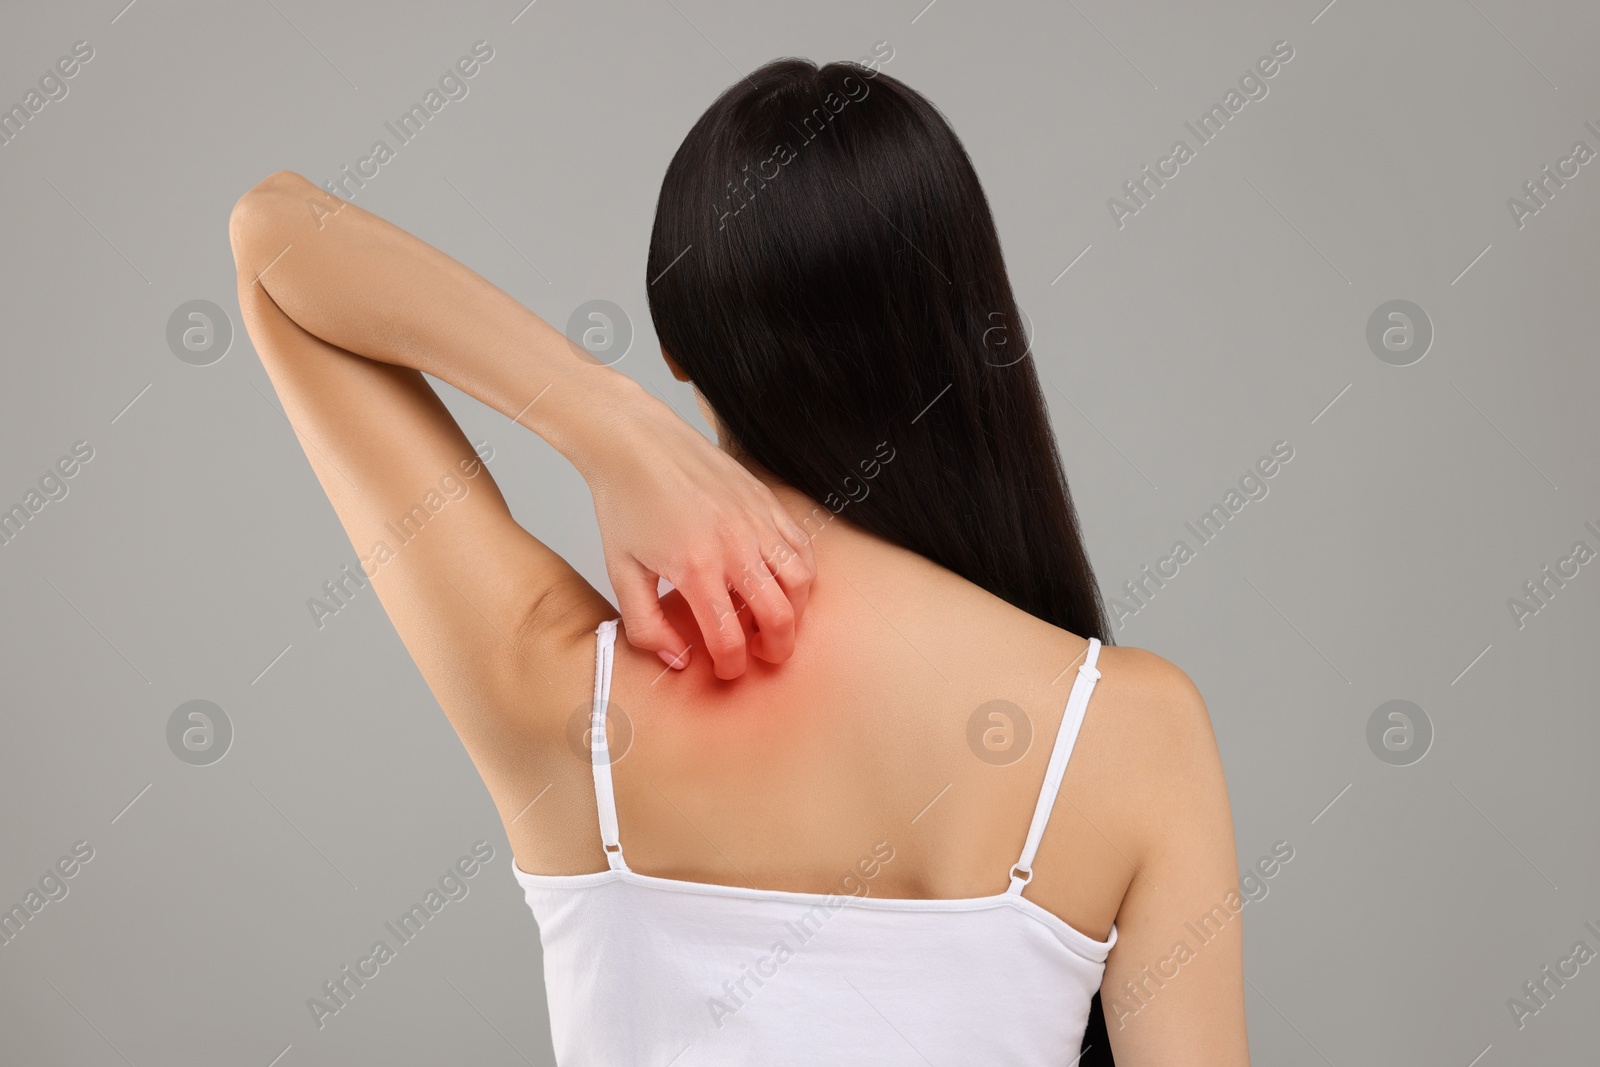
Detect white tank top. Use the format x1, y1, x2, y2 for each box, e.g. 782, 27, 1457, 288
514, 619, 1113, 1065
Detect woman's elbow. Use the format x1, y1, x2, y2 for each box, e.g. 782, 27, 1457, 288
228, 170, 313, 261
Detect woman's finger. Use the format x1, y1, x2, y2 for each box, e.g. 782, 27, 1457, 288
681, 570, 748, 679
777, 511, 818, 581
612, 559, 692, 669
736, 527, 813, 663
771, 517, 816, 621
738, 545, 798, 664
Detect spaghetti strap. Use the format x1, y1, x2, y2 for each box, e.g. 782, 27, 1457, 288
1007, 638, 1103, 895
590, 618, 628, 871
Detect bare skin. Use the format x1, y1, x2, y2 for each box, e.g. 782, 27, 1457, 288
230, 171, 1248, 1064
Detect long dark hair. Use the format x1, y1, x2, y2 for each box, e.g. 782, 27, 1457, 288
646, 57, 1115, 1061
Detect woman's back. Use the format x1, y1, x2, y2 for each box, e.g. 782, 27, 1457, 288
496, 487, 1233, 1063
509, 490, 1143, 939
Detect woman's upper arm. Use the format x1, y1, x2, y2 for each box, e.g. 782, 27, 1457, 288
1101, 653, 1251, 1065
228, 200, 613, 757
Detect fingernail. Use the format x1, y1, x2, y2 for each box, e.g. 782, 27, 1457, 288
659, 649, 687, 669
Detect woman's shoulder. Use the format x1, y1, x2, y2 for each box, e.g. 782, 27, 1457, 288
1094, 643, 1213, 739
948, 569, 1218, 746
1070, 640, 1230, 866
921, 575, 1227, 843
1057, 638, 1220, 784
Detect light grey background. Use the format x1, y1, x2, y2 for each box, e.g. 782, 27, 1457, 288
2, 0, 1597, 1063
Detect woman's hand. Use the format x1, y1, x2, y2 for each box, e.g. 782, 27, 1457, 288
566, 368, 817, 679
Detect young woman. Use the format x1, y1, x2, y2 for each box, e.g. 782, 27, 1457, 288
229, 58, 1247, 1066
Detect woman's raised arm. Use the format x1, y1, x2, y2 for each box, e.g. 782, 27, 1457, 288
226, 170, 815, 704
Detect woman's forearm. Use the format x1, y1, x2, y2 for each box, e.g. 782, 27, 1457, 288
228, 169, 632, 476
229, 168, 819, 677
